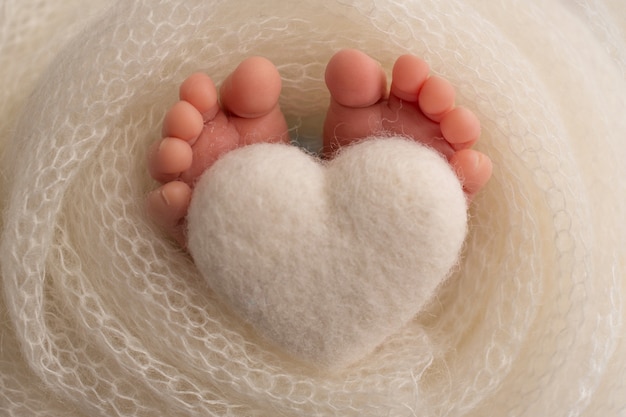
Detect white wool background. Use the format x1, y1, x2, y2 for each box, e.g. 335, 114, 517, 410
0, 0, 624, 417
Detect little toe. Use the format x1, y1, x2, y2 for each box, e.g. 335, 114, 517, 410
389, 54, 430, 102
148, 137, 193, 183
450, 149, 493, 200
220, 56, 282, 119
146, 181, 192, 247
162, 100, 204, 143
418, 75, 455, 122
325, 49, 387, 108
440, 107, 481, 150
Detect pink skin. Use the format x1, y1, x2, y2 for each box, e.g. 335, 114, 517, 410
147, 49, 493, 246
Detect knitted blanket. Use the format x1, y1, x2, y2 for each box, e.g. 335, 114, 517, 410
1, 0, 625, 416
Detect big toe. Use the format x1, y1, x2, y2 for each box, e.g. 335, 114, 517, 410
220, 56, 283, 119
325, 49, 387, 108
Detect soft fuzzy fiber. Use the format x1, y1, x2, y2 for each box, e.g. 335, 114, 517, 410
1, 0, 625, 416
187, 138, 467, 367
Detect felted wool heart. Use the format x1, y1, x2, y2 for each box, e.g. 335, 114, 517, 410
187, 137, 467, 368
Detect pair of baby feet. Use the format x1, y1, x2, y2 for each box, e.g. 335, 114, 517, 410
147, 49, 493, 246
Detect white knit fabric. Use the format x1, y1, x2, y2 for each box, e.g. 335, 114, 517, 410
1, 0, 625, 416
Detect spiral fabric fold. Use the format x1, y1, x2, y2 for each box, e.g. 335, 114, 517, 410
1, 0, 624, 416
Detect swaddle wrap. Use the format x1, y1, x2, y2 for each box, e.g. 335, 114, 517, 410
1, 0, 625, 416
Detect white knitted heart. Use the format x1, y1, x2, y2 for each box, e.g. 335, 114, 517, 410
187, 137, 467, 368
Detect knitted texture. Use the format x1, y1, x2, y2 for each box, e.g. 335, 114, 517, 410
1, 0, 625, 416
187, 138, 467, 368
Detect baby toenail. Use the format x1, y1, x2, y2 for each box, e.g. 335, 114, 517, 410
472, 152, 482, 168
160, 189, 171, 206
158, 139, 168, 152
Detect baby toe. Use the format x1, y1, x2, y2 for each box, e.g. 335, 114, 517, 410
389, 54, 430, 102
179, 72, 219, 120
450, 149, 493, 199
162, 100, 204, 143
148, 137, 193, 183
418, 75, 455, 122
146, 181, 192, 246
440, 107, 481, 150
220, 56, 283, 119
325, 49, 387, 108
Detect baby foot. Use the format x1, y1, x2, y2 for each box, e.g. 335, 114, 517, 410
323, 49, 492, 199
147, 57, 289, 245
